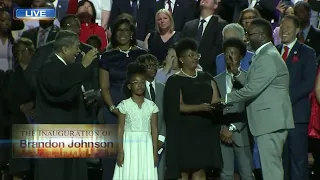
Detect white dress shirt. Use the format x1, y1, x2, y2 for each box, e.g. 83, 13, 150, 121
55, 54, 67, 65
249, 0, 257, 8
281, 38, 297, 56
146, 80, 165, 144
199, 15, 213, 36
164, 0, 175, 12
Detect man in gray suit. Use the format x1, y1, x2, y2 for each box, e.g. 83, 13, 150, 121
215, 38, 254, 180
136, 54, 166, 180
221, 18, 295, 180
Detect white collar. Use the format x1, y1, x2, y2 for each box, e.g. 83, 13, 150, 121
283, 38, 297, 49
55, 54, 67, 65
146, 79, 156, 87
200, 15, 213, 23
254, 42, 272, 55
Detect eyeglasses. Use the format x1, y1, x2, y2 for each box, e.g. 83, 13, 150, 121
182, 53, 201, 59
130, 81, 146, 85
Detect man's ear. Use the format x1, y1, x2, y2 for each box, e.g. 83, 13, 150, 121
127, 83, 131, 90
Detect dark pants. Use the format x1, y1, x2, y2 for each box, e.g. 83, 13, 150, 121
310, 138, 320, 180
283, 124, 309, 180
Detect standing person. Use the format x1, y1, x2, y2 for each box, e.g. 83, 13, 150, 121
35, 30, 99, 180
215, 37, 254, 180
221, 18, 295, 180
277, 15, 317, 180
216, 23, 253, 74
135, 54, 166, 180
164, 38, 222, 180
99, 17, 146, 180
180, 0, 227, 76
113, 62, 158, 179
294, 1, 320, 57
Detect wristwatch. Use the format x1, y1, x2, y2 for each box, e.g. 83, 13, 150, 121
228, 123, 237, 132
109, 105, 116, 112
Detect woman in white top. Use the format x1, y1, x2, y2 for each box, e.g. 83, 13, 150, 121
90, 0, 112, 29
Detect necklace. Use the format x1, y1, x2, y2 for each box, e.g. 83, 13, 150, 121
118, 46, 132, 57
180, 68, 198, 78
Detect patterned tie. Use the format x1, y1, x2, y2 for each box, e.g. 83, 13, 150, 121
131, 0, 138, 20
149, 83, 156, 102
196, 19, 206, 43
282, 46, 289, 61
167, 0, 172, 13
298, 31, 305, 44
37, 29, 47, 47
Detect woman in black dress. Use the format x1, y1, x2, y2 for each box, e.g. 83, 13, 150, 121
164, 38, 222, 180
144, 9, 180, 64
99, 17, 146, 180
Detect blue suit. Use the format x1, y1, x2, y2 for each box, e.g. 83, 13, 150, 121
216, 50, 253, 73
277, 41, 317, 180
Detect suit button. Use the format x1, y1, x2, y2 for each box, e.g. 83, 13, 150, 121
226, 108, 229, 111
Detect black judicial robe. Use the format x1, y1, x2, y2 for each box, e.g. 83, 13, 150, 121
34, 54, 91, 180
26, 41, 99, 122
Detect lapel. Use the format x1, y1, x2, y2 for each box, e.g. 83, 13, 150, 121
285, 41, 301, 67
173, 0, 180, 14
46, 25, 59, 43
247, 43, 273, 73
155, 0, 165, 10
305, 26, 314, 44
155, 82, 162, 106
190, 19, 200, 39
33, 27, 40, 46
144, 83, 151, 100
219, 72, 227, 96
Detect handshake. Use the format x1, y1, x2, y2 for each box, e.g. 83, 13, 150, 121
83, 89, 101, 107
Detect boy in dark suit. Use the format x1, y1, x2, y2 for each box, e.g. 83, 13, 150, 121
136, 54, 166, 180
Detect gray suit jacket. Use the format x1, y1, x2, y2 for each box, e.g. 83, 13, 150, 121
144, 81, 166, 138
215, 71, 250, 147
227, 42, 295, 136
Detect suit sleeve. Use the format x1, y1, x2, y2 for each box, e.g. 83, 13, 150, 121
233, 122, 247, 132
235, 71, 247, 86
290, 49, 317, 105
158, 85, 166, 140
227, 55, 277, 104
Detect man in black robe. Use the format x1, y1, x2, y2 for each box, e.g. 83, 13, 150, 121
25, 14, 100, 122
34, 30, 99, 180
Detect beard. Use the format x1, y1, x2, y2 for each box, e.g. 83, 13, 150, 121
77, 12, 93, 23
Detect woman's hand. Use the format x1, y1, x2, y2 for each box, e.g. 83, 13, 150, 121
117, 152, 124, 167
112, 108, 119, 116
20, 102, 34, 113
198, 103, 214, 112
153, 153, 158, 167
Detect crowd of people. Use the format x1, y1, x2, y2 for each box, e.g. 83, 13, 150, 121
1, 0, 320, 180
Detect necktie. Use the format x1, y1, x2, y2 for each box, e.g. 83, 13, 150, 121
282, 46, 289, 61
38, 29, 47, 47
196, 19, 206, 43
298, 31, 305, 44
149, 83, 156, 102
131, 0, 138, 20
167, 0, 172, 13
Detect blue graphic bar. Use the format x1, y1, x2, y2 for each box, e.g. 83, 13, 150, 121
15, 8, 56, 20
